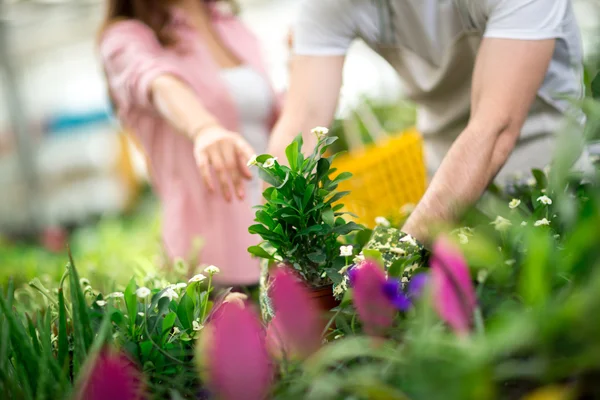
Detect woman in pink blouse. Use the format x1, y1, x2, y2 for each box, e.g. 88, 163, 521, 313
99, 0, 281, 288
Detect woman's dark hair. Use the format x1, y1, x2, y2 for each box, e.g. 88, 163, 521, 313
100, 0, 236, 46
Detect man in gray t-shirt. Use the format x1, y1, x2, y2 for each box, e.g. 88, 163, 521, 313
268, 0, 586, 243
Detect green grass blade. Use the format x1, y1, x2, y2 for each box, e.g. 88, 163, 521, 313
57, 289, 69, 370
0, 293, 40, 394
26, 314, 41, 356
67, 249, 94, 376
0, 280, 15, 374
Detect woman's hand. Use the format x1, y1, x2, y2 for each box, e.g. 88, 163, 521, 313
193, 125, 255, 202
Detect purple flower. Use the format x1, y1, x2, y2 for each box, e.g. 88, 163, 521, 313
407, 273, 429, 298
381, 279, 411, 311
347, 265, 358, 287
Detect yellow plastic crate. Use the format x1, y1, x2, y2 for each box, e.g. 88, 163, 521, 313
332, 127, 426, 228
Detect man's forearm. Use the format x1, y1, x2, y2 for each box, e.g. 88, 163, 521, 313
402, 123, 518, 242
267, 115, 319, 164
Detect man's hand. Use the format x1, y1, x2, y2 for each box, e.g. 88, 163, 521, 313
193, 126, 255, 202
402, 38, 556, 243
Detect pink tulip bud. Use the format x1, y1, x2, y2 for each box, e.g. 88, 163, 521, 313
430, 237, 477, 336
206, 302, 273, 400
268, 267, 322, 359
75, 348, 145, 400
351, 260, 396, 336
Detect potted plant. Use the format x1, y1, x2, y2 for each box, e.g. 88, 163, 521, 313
247, 128, 363, 319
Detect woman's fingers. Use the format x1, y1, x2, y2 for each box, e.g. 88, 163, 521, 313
195, 150, 215, 193
234, 137, 255, 180
208, 148, 233, 202
221, 142, 245, 200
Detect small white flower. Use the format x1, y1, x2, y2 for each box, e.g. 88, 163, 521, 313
135, 287, 151, 299
508, 199, 521, 209
106, 292, 125, 299
458, 232, 469, 244
390, 247, 407, 255
204, 265, 221, 275
193, 320, 204, 331
340, 245, 353, 257
80, 278, 90, 287
541, 189, 547, 193
311, 126, 329, 138
263, 157, 278, 169
172, 327, 180, 334
246, 154, 258, 167
477, 270, 488, 284
400, 235, 418, 247
161, 288, 179, 301
521, 221, 528, 227
491, 216, 512, 232
375, 216, 391, 227
401, 277, 409, 284
537, 195, 552, 205
505, 259, 516, 266
95, 300, 107, 307
174, 283, 188, 290
526, 177, 537, 187
188, 274, 207, 284
138, 312, 145, 317
534, 218, 550, 227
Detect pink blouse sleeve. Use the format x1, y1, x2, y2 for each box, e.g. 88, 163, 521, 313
99, 20, 186, 113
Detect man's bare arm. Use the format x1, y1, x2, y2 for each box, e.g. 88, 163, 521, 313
268, 55, 345, 163
402, 38, 556, 242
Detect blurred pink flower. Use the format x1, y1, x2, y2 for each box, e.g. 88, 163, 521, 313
352, 260, 397, 336
430, 236, 477, 336
207, 302, 273, 400
75, 348, 145, 400
267, 267, 322, 359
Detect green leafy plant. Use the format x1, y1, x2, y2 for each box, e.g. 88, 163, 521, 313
0, 252, 220, 399
248, 130, 364, 287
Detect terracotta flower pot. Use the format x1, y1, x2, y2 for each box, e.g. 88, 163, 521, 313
309, 284, 340, 314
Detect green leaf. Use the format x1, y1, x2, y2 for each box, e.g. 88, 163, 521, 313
592, 71, 600, 100
363, 249, 384, 266
531, 169, 548, 188
326, 191, 351, 205
255, 210, 275, 229
256, 154, 272, 163
332, 171, 353, 184
258, 167, 282, 187
332, 221, 363, 235
57, 289, 69, 370
307, 251, 327, 264
26, 315, 41, 356
298, 225, 325, 236
519, 230, 551, 307
248, 245, 275, 260
387, 260, 405, 278
285, 137, 300, 171
177, 294, 194, 330
315, 158, 331, 183
67, 253, 94, 376
124, 277, 138, 335
0, 292, 39, 394
322, 207, 335, 226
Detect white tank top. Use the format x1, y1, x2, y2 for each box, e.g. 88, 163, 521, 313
221, 66, 273, 206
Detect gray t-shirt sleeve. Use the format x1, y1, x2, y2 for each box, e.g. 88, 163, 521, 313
293, 0, 360, 56
483, 0, 569, 39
